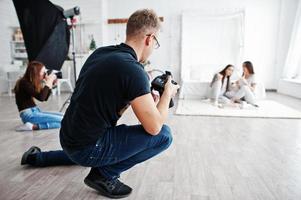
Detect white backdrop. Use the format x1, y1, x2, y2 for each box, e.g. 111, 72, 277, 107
181, 9, 244, 82
179, 9, 245, 99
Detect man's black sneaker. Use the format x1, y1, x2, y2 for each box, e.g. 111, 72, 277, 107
84, 168, 132, 199
21, 146, 41, 165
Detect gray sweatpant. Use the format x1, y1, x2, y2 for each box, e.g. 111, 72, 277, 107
209, 80, 231, 104
225, 85, 256, 105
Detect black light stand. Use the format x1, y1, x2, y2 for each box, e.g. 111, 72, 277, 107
59, 17, 77, 112
70, 18, 77, 89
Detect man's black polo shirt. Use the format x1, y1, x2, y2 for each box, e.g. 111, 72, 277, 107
60, 43, 150, 149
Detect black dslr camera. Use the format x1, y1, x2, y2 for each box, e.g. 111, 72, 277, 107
45, 69, 62, 79
151, 71, 178, 108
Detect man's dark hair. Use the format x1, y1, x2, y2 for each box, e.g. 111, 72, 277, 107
126, 9, 161, 38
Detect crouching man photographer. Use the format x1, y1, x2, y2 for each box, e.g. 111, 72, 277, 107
14, 61, 63, 131
21, 9, 180, 198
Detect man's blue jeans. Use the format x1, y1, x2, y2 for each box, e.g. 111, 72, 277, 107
20, 107, 63, 129
34, 124, 172, 180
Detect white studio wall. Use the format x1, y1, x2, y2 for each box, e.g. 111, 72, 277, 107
0, 0, 20, 94
0, 0, 299, 94
275, 0, 299, 86
282, 0, 301, 80
106, 0, 298, 89
278, 0, 301, 98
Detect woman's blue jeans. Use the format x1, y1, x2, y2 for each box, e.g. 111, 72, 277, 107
33, 124, 173, 180
19, 107, 63, 129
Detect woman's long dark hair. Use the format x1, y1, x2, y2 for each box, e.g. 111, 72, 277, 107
219, 64, 234, 92
242, 61, 255, 76
14, 61, 44, 93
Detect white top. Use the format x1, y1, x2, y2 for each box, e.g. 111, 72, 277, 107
238, 74, 256, 86
210, 73, 229, 95
221, 78, 227, 94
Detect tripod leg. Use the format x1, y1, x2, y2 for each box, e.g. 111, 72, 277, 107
59, 94, 71, 112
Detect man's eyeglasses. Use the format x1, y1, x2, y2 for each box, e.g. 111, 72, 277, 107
146, 34, 160, 49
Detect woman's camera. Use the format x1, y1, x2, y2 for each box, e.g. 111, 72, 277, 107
45, 69, 62, 79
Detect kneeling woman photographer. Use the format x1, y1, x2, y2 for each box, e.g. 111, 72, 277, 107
14, 61, 63, 131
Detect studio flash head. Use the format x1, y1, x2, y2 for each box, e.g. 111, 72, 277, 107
63, 6, 80, 18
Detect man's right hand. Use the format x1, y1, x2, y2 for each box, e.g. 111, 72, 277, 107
131, 76, 180, 136
163, 76, 180, 98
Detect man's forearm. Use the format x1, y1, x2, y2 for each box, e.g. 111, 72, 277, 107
156, 92, 171, 124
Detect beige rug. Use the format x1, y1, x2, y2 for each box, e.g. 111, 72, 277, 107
175, 99, 301, 119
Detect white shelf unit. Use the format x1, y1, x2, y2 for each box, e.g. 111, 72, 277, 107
10, 41, 27, 61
